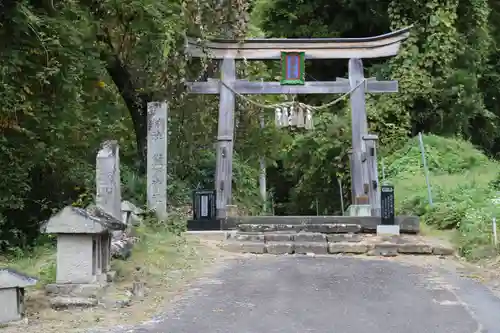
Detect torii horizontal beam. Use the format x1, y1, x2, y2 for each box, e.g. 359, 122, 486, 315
186, 78, 398, 95
185, 27, 411, 59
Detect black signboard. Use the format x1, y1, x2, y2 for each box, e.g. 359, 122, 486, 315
380, 185, 395, 225
192, 189, 216, 221
188, 189, 219, 230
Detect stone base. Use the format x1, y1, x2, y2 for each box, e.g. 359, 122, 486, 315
346, 205, 372, 217
0, 317, 28, 327
329, 242, 369, 254
226, 215, 420, 233
377, 225, 400, 236
220, 231, 454, 257
50, 296, 97, 309
266, 242, 293, 254
46, 283, 106, 309
46, 283, 104, 297
187, 219, 221, 231
368, 243, 399, 257
237, 224, 362, 234
295, 242, 328, 254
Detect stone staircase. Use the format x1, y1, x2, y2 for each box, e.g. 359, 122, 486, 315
221, 223, 454, 257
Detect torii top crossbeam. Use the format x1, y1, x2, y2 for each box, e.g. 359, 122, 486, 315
185, 27, 411, 59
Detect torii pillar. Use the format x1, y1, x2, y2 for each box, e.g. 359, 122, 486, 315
338, 58, 399, 216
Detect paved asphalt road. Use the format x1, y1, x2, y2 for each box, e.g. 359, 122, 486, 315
106, 256, 500, 333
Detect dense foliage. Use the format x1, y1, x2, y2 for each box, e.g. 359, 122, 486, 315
2, 0, 500, 258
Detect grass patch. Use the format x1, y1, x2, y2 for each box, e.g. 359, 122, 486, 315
385, 134, 500, 261
0, 244, 56, 287
112, 224, 205, 285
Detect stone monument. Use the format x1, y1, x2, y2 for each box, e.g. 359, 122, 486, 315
147, 102, 168, 219
96, 140, 122, 240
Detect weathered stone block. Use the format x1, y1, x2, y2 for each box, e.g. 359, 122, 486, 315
266, 242, 294, 255
237, 224, 276, 232
376, 225, 400, 236
346, 204, 372, 217
234, 232, 265, 242
328, 243, 369, 254
432, 246, 454, 256
106, 271, 116, 282
45, 283, 102, 298
379, 235, 406, 244
397, 243, 432, 254
221, 241, 266, 254
368, 243, 398, 257
264, 233, 294, 242
273, 224, 302, 232
227, 216, 420, 233
295, 242, 328, 254
295, 232, 326, 242
304, 224, 361, 234
327, 233, 361, 243
50, 296, 97, 309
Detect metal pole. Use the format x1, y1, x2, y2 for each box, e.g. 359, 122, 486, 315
493, 217, 498, 247
418, 132, 433, 206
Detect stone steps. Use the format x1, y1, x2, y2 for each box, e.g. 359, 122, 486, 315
236, 223, 362, 234
221, 232, 454, 257
226, 215, 420, 233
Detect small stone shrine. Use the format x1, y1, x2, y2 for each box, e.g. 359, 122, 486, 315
0, 268, 37, 324
121, 200, 143, 227
43, 205, 126, 308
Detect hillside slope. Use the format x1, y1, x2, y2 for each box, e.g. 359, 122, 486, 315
385, 135, 500, 260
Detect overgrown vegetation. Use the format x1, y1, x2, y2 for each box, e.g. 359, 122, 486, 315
2, 0, 500, 265
386, 134, 500, 261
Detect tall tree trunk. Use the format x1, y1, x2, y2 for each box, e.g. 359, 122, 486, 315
105, 54, 151, 174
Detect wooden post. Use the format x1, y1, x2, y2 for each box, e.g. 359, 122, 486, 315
363, 134, 380, 216
215, 58, 236, 219
347, 149, 355, 205
259, 114, 267, 212
348, 58, 368, 201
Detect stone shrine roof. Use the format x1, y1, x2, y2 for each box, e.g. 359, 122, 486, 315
43, 205, 126, 234
0, 268, 38, 289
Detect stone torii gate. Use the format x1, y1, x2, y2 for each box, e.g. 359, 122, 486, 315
185, 27, 411, 219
